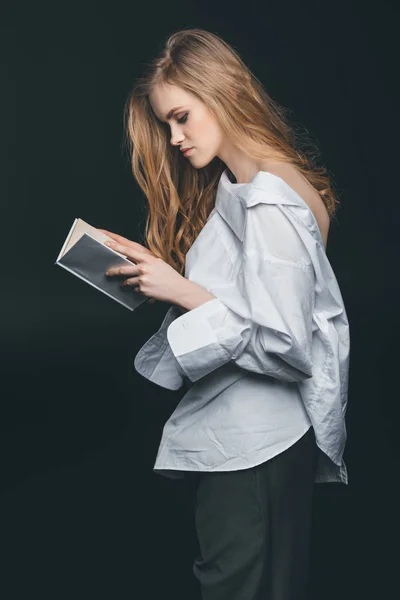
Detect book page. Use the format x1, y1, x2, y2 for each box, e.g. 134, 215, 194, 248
61, 218, 129, 260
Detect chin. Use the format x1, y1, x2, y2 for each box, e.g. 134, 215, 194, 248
191, 152, 216, 169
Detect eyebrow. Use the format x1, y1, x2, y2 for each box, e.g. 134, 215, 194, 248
164, 106, 185, 121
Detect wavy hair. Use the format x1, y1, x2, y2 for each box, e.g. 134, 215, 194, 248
124, 28, 341, 304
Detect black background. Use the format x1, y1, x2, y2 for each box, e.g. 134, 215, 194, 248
2, 1, 399, 598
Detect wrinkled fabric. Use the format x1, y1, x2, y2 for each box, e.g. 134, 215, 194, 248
134, 169, 350, 484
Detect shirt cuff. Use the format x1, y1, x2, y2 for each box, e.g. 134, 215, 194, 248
166, 297, 234, 382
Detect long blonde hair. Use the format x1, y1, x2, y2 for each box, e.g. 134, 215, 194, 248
124, 28, 340, 303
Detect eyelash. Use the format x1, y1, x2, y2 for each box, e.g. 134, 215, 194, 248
177, 113, 188, 124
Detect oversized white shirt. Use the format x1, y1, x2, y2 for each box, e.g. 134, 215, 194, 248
134, 169, 350, 484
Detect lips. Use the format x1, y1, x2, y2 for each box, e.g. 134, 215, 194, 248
182, 147, 194, 156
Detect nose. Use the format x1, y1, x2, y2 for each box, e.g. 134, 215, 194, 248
171, 134, 185, 147
170, 124, 185, 147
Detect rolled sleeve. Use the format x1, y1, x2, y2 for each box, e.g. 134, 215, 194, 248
167, 297, 252, 382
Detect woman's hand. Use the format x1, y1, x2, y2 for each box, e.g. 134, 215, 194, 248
97, 229, 155, 257
99, 228, 187, 304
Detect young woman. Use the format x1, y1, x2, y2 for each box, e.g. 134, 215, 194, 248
100, 28, 350, 600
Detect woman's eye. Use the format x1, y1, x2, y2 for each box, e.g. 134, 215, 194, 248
177, 113, 188, 124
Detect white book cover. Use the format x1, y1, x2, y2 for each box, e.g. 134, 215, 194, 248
54, 217, 149, 311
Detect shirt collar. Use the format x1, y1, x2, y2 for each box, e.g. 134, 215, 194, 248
215, 169, 325, 248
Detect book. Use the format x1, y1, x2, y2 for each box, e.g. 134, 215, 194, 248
54, 217, 150, 311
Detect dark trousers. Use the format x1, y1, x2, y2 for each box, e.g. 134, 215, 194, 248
186, 427, 319, 600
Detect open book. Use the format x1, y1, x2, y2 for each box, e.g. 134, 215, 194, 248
54, 218, 149, 311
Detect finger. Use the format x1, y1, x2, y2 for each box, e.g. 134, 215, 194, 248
105, 241, 148, 262
98, 230, 131, 245
98, 229, 153, 255
106, 266, 138, 276
123, 276, 140, 287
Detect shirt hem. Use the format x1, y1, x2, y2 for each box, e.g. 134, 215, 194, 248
153, 423, 313, 477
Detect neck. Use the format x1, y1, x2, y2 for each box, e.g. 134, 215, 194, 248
217, 143, 269, 184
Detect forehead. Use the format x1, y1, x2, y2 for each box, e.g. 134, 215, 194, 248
149, 83, 195, 120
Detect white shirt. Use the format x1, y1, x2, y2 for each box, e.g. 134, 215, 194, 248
134, 169, 350, 484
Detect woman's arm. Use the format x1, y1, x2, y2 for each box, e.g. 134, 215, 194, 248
174, 279, 217, 313
167, 200, 315, 384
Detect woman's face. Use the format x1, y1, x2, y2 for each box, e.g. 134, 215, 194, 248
149, 83, 225, 168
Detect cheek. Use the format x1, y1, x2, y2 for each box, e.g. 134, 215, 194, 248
192, 114, 222, 146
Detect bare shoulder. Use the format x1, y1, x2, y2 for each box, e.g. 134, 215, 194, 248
261, 161, 330, 248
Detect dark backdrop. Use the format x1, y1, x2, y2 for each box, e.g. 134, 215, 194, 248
2, 1, 399, 598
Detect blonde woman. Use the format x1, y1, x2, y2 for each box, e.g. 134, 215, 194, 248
100, 28, 350, 600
